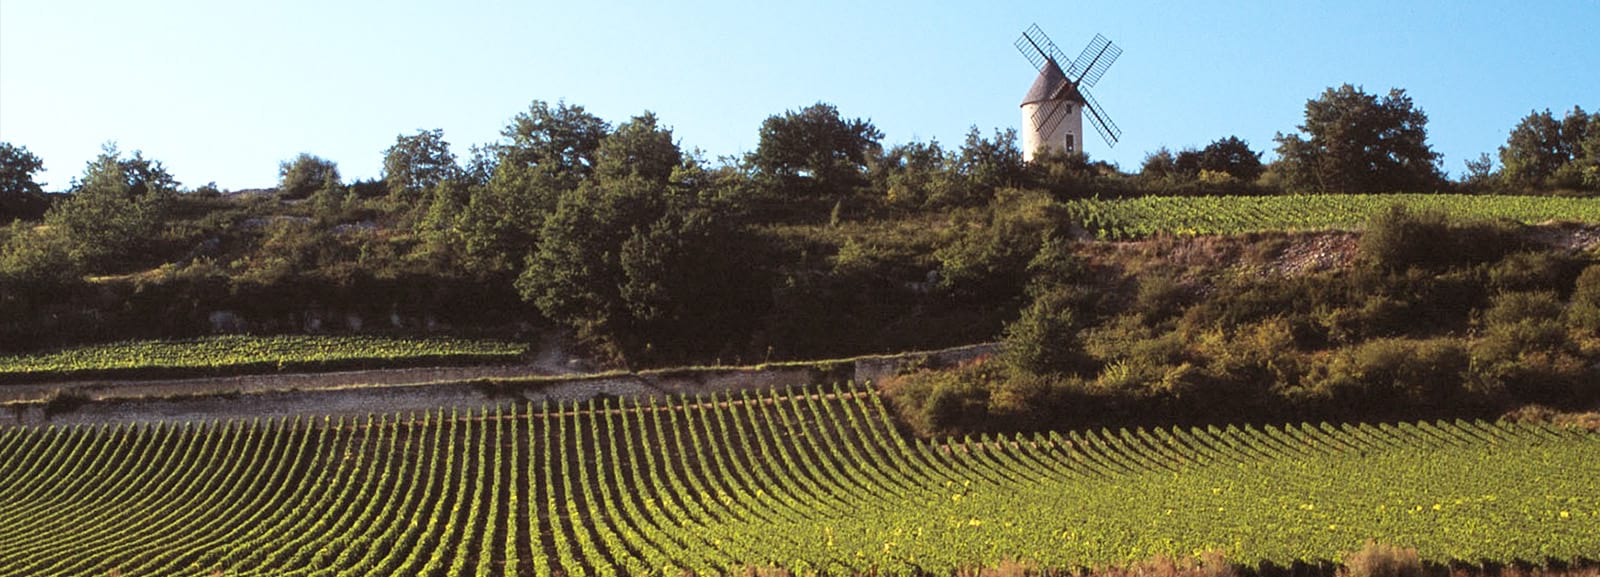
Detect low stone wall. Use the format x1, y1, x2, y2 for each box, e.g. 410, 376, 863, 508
1, 343, 998, 426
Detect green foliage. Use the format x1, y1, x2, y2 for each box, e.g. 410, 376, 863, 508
0, 334, 526, 382
382, 128, 458, 203
44, 145, 175, 273
751, 102, 883, 200
1499, 106, 1597, 192
1027, 148, 1128, 199
1487, 251, 1580, 292
1174, 136, 1265, 182
1062, 194, 1599, 240
498, 99, 610, 190
456, 165, 559, 278
4, 386, 1596, 573
957, 126, 1026, 197
517, 115, 767, 365
1471, 291, 1585, 399
1358, 205, 1454, 272
276, 153, 341, 200
1002, 288, 1082, 376
0, 142, 48, 223
594, 112, 681, 184
1274, 84, 1444, 194
1307, 337, 1469, 403
876, 139, 961, 208
0, 142, 44, 198
886, 360, 1000, 436
1568, 264, 1600, 331
936, 189, 1061, 302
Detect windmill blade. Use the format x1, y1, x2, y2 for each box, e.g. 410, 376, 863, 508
1069, 34, 1122, 88
1015, 23, 1075, 74
1039, 103, 1074, 144
1080, 89, 1123, 147
1030, 100, 1070, 134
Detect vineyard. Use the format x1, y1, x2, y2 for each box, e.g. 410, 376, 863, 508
0, 384, 1594, 576
0, 335, 528, 383
1064, 193, 1600, 239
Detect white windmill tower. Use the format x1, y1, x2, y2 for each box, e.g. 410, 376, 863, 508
1015, 24, 1123, 161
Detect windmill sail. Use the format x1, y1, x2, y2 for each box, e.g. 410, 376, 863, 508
1015, 24, 1073, 75
1080, 89, 1122, 146
1016, 24, 1124, 155
1069, 34, 1122, 88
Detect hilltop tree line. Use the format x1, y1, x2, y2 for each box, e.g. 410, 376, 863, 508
0, 85, 1595, 364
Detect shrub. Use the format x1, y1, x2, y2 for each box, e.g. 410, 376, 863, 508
1359, 206, 1524, 273
1568, 264, 1600, 331
1133, 273, 1190, 325
1308, 337, 1469, 404
1358, 205, 1454, 272
1192, 317, 1305, 389
1002, 288, 1083, 376
882, 359, 1001, 436
1488, 251, 1577, 293
1340, 541, 1423, 577
1472, 291, 1587, 400
1483, 291, 1564, 337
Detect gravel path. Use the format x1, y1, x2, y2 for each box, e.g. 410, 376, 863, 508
0, 363, 573, 404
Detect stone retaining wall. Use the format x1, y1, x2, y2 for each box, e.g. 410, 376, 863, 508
1, 343, 998, 426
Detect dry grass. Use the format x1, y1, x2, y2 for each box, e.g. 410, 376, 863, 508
1501, 404, 1600, 431
1340, 541, 1423, 577
723, 550, 1600, 577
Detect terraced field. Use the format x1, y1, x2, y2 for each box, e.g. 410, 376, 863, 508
0, 335, 528, 384
0, 384, 1595, 576
1065, 193, 1600, 239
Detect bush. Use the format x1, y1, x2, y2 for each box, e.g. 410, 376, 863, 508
1568, 264, 1600, 331
1002, 288, 1084, 376
1483, 290, 1565, 334
1133, 273, 1191, 325
883, 360, 1001, 436
1191, 317, 1305, 389
1359, 206, 1526, 273
1307, 337, 1469, 404
1340, 541, 1422, 577
1358, 205, 1454, 272
936, 189, 1061, 302
1472, 291, 1586, 400
1489, 251, 1579, 293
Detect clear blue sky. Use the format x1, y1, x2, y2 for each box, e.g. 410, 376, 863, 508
3, 0, 1597, 191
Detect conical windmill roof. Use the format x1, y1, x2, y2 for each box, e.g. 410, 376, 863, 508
1020, 59, 1082, 106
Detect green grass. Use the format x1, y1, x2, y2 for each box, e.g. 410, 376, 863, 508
0, 384, 1593, 575
1066, 193, 1600, 239
0, 334, 528, 383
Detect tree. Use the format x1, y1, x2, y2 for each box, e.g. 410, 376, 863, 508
1274, 84, 1444, 193
0, 143, 48, 223
382, 129, 458, 203
750, 102, 883, 199
517, 116, 767, 365
45, 144, 176, 272
1140, 147, 1179, 181
875, 139, 960, 208
0, 143, 44, 198
498, 99, 610, 191
278, 153, 341, 199
1460, 153, 1499, 194
956, 127, 1025, 199
594, 112, 681, 184
1188, 136, 1264, 182
1500, 106, 1595, 191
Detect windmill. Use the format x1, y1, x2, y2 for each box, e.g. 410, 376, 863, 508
1015, 23, 1123, 161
